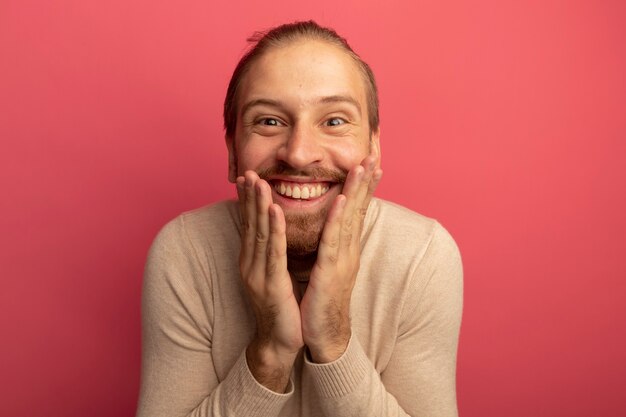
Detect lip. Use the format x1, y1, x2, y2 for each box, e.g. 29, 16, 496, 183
267, 175, 339, 183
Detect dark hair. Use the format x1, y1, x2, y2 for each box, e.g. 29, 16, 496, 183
223, 20, 379, 138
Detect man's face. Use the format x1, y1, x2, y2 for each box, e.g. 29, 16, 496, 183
228, 39, 380, 255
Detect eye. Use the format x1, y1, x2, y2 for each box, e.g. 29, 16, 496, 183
257, 118, 283, 126
325, 117, 346, 127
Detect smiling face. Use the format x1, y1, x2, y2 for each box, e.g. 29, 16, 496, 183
228, 38, 380, 256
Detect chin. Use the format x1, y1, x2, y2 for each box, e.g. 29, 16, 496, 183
284, 212, 325, 256
286, 241, 319, 257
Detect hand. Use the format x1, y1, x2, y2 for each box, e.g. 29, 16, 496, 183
236, 170, 303, 392
300, 155, 383, 363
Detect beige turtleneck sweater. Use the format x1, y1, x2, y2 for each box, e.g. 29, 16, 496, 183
136, 198, 463, 417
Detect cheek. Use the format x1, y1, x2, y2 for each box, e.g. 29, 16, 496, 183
236, 141, 278, 173
323, 140, 371, 169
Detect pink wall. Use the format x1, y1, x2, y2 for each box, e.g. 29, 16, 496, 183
1, 1, 625, 416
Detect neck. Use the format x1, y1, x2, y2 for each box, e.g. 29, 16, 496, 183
287, 252, 317, 282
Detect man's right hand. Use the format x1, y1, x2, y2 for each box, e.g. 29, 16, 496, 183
236, 170, 303, 393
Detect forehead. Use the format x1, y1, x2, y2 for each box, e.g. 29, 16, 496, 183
238, 39, 367, 110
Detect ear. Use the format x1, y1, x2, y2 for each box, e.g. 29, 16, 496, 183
370, 127, 381, 168
226, 135, 238, 183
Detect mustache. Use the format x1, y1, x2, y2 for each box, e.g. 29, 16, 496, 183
257, 165, 347, 183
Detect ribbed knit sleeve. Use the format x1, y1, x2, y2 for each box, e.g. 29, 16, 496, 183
383, 221, 463, 417
305, 335, 370, 398
136, 216, 293, 417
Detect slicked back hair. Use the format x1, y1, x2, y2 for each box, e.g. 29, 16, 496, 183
223, 20, 379, 139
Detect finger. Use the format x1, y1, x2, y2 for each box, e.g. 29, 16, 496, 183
340, 165, 364, 219
353, 155, 377, 208
364, 168, 383, 208
353, 156, 380, 225
317, 194, 346, 268
236, 176, 246, 228
353, 156, 376, 214
266, 203, 287, 279
337, 165, 364, 249
240, 171, 259, 275
347, 156, 380, 248
250, 178, 272, 277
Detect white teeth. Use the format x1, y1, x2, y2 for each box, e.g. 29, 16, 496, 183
274, 182, 330, 199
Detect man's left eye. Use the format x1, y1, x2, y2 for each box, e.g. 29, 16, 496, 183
325, 118, 346, 127
259, 118, 282, 126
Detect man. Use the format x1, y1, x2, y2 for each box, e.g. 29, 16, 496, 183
137, 21, 463, 417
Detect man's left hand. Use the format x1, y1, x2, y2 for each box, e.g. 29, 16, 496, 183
300, 155, 383, 363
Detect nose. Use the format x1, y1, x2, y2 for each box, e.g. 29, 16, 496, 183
276, 124, 324, 169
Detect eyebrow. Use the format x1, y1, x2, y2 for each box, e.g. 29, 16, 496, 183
318, 95, 362, 114
240, 99, 283, 118
240, 95, 362, 117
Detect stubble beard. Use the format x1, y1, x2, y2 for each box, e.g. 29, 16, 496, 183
284, 206, 328, 257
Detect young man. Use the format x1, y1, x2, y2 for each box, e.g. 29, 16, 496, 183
137, 21, 463, 417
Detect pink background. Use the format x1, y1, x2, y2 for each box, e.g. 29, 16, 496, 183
1, 0, 625, 416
